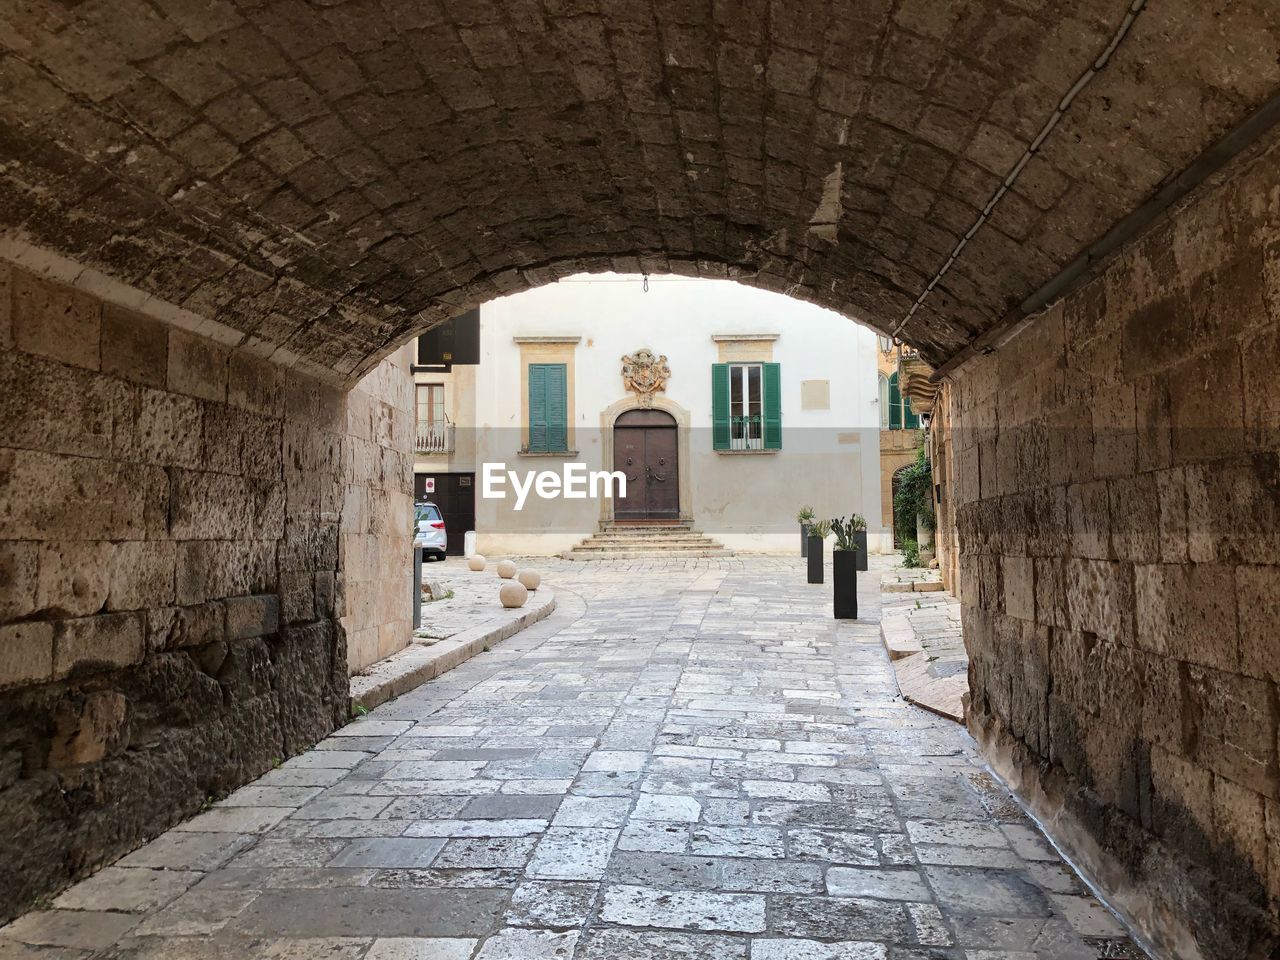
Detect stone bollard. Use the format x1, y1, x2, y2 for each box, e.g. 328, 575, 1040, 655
468, 554, 486, 572
517, 569, 541, 591
499, 580, 528, 608
496, 559, 517, 579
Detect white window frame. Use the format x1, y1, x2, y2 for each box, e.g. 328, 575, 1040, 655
729, 362, 764, 451
416, 383, 445, 426
878, 373, 890, 429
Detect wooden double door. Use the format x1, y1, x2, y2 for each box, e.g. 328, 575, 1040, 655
613, 409, 679, 520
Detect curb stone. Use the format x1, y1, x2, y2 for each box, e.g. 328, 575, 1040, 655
349, 588, 557, 711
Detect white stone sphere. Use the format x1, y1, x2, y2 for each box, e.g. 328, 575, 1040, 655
499, 580, 528, 608
468, 554, 486, 572
496, 559, 517, 579
517, 569, 541, 591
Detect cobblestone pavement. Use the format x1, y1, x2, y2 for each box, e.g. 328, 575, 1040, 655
2, 559, 1146, 960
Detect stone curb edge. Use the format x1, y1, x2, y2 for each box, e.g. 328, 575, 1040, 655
879, 613, 965, 724
349, 588, 557, 711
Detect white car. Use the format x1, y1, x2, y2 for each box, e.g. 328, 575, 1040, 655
414, 501, 447, 560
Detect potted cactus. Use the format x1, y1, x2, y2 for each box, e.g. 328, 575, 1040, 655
830, 516, 861, 619
796, 505, 815, 558
848, 513, 869, 572
806, 519, 829, 585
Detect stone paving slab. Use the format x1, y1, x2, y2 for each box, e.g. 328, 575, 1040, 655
351, 559, 556, 711
0, 557, 1146, 960
880, 561, 967, 723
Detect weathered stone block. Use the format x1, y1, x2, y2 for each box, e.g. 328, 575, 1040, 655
1003, 554, 1034, 621
146, 602, 225, 651
36, 541, 114, 618
1067, 481, 1110, 560
1211, 776, 1268, 881
0, 541, 38, 622
0, 449, 167, 542
1092, 381, 1137, 479
1242, 327, 1280, 453
11, 270, 101, 371
0, 621, 54, 687
0, 262, 11, 349
225, 594, 280, 640
1150, 745, 1213, 858
175, 540, 276, 604
101, 305, 168, 389
1168, 345, 1245, 464
1135, 375, 1173, 471
1135, 563, 1237, 671
48, 691, 129, 767
108, 540, 177, 611
53, 613, 144, 676
1033, 557, 1067, 629
1237, 565, 1280, 684
0, 352, 118, 460
113, 386, 203, 467
1064, 558, 1133, 643
169, 469, 256, 540
1155, 468, 1189, 564
1190, 666, 1278, 800
279, 570, 315, 624
167, 328, 228, 402
1107, 477, 1159, 563
1184, 457, 1280, 566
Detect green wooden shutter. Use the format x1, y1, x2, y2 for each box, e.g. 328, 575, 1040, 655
546, 364, 568, 451
888, 372, 902, 430
711, 363, 730, 450
903, 395, 920, 430
528, 364, 548, 451
763, 362, 782, 450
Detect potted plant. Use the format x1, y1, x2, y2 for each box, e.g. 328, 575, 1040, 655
830, 516, 860, 619
848, 513, 868, 572
796, 505, 815, 558
806, 519, 829, 585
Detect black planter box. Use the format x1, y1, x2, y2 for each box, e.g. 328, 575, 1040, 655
806, 535, 823, 584
833, 550, 858, 619
800, 523, 810, 557
853, 530, 868, 571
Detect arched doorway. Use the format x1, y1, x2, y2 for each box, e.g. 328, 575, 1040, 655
612, 408, 679, 521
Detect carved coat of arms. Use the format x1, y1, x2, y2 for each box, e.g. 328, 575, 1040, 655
621, 349, 670, 407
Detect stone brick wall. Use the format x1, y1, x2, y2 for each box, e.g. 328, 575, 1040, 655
341, 345, 414, 674
951, 135, 1280, 959
0, 259, 412, 919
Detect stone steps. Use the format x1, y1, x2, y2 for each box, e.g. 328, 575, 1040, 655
563, 522, 730, 560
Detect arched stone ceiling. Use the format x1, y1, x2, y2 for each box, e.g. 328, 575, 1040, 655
1, 0, 1278, 382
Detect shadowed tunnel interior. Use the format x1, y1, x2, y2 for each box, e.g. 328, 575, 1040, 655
1, 0, 1280, 956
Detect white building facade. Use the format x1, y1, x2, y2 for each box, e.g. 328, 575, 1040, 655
413, 275, 887, 556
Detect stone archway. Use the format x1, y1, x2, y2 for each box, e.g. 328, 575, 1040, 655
2, 2, 1280, 953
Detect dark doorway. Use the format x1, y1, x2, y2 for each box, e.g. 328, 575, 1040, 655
415, 472, 475, 555
613, 409, 679, 521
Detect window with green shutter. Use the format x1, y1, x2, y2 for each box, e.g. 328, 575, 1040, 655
888, 372, 919, 430
527, 363, 568, 451
713, 361, 781, 451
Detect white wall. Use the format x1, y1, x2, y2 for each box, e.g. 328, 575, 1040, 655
468, 274, 885, 556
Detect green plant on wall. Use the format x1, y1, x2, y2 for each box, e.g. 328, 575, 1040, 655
893, 445, 934, 546
796, 505, 815, 524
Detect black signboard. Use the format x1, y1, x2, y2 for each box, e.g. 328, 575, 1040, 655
417, 308, 480, 367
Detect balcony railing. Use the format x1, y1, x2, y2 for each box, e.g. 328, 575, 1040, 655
415, 418, 455, 454
730, 414, 764, 451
